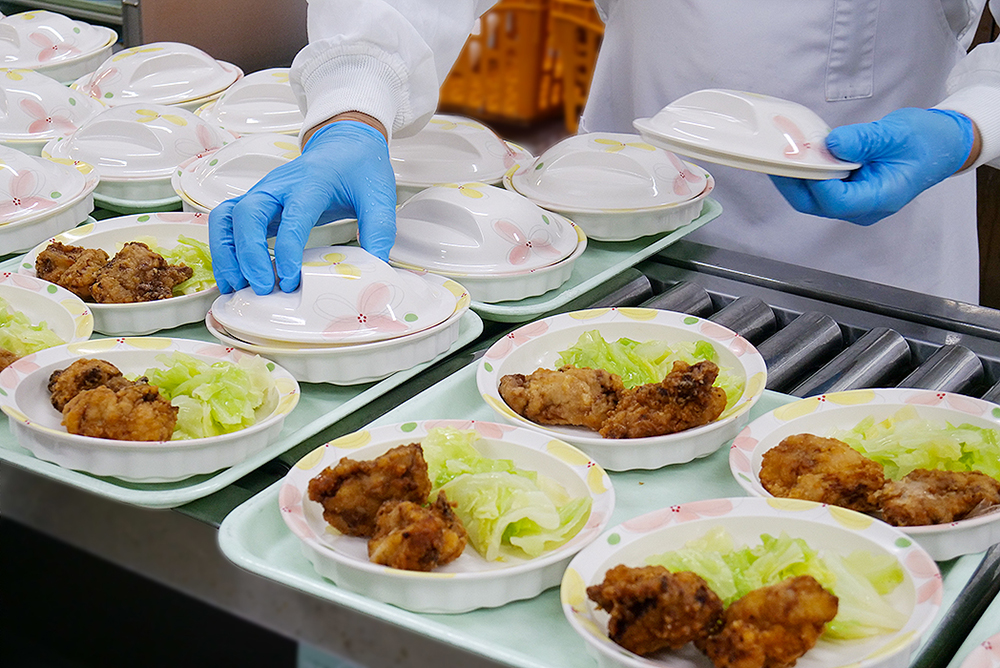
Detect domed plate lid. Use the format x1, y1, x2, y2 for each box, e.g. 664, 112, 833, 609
211, 245, 459, 346
389, 182, 579, 275
0, 67, 105, 143
0, 11, 116, 70
0, 144, 93, 225
70, 42, 242, 107
391, 114, 530, 186
195, 68, 302, 135
43, 103, 234, 182
507, 132, 709, 211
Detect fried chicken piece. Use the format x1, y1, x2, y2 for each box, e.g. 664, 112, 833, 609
0, 348, 19, 371
307, 443, 433, 537
599, 360, 727, 439
759, 434, 886, 513
48, 358, 140, 411
696, 575, 838, 668
90, 242, 193, 303
587, 564, 724, 656
34, 241, 109, 301
367, 491, 468, 571
61, 382, 178, 441
499, 365, 624, 430
874, 468, 1000, 526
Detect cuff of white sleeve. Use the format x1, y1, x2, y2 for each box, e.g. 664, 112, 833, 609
294, 49, 408, 144
937, 84, 1000, 172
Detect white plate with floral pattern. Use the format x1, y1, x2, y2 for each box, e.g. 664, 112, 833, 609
0, 272, 93, 348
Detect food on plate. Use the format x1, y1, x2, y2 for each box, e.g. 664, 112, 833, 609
695, 575, 839, 668
599, 359, 727, 439
499, 359, 726, 439
0, 296, 65, 360
498, 364, 624, 430
308, 443, 434, 537
35, 240, 203, 303
873, 468, 1000, 527
758, 434, 886, 513
48, 358, 139, 411
139, 235, 215, 295
586, 564, 724, 655
368, 490, 468, 571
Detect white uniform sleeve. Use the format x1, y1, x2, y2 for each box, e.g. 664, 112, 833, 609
290, 0, 498, 142
937, 0, 1000, 169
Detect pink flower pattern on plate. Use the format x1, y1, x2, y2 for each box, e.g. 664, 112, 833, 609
484, 320, 549, 359
772, 115, 839, 164
28, 32, 81, 62
20, 98, 76, 135
904, 391, 985, 415
665, 151, 701, 196
621, 499, 734, 533
316, 282, 411, 340
80, 66, 119, 100
492, 219, 563, 266
0, 170, 56, 219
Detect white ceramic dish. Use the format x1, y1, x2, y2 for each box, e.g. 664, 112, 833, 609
0, 11, 116, 83
280, 419, 615, 613
70, 41, 242, 108
18, 212, 217, 336
194, 67, 302, 135
562, 496, 941, 668
633, 89, 861, 180
392, 114, 532, 202
0, 337, 300, 482
0, 67, 105, 155
212, 246, 459, 347
959, 631, 1000, 668
390, 182, 580, 275
0, 147, 97, 252
42, 103, 236, 203
205, 275, 470, 384
730, 387, 1000, 561
0, 272, 93, 346
476, 308, 768, 471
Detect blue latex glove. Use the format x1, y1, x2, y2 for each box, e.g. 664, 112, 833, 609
770, 108, 975, 226
209, 120, 397, 295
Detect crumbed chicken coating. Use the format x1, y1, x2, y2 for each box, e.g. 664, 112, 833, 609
48, 358, 141, 411
874, 468, 1000, 526
759, 434, 887, 513
61, 382, 178, 441
90, 242, 193, 303
0, 348, 19, 371
499, 364, 624, 430
367, 491, 468, 571
599, 360, 727, 439
307, 443, 433, 537
34, 241, 109, 301
696, 575, 838, 668
587, 564, 724, 656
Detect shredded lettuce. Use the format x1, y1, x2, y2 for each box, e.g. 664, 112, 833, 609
555, 329, 744, 407
421, 426, 592, 561
143, 351, 275, 440
646, 527, 908, 640
132, 235, 215, 295
829, 406, 1000, 481
0, 296, 65, 356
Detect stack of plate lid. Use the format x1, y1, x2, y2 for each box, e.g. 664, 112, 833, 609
0, 67, 105, 155
70, 42, 243, 112
206, 245, 472, 384
389, 182, 586, 303
0, 144, 97, 252
504, 132, 715, 241
391, 114, 532, 203
195, 67, 303, 136
0, 10, 117, 83
43, 102, 236, 213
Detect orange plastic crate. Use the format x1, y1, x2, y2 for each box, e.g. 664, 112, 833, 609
551, 0, 604, 133
439, 0, 562, 124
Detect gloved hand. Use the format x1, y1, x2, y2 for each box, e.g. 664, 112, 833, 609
770, 107, 976, 226
209, 119, 397, 295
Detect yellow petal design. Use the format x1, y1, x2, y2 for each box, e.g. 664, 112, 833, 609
275, 394, 298, 414
626, 141, 656, 151
295, 444, 327, 470
745, 372, 766, 398
74, 313, 94, 339
773, 397, 822, 421
765, 497, 816, 512
617, 308, 657, 321
271, 72, 290, 82
546, 439, 591, 466
865, 632, 915, 661
587, 465, 608, 495
593, 138, 625, 152
483, 394, 519, 419
568, 309, 609, 320
826, 389, 876, 406
328, 430, 371, 450
561, 567, 587, 606
124, 337, 173, 350
4, 406, 28, 423
162, 114, 187, 127
828, 506, 874, 531
323, 252, 346, 264
68, 339, 117, 354
335, 263, 362, 278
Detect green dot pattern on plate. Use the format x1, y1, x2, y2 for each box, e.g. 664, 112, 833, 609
68, 98, 77, 106
104, 92, 113, 99
400, 422, 418, 433
542, 215, 550, 225
535, 162, 544, 170
607, 533, 621, 545
894, 537, 912, 548
484, 362, 493, 373
993, 407, 1000, 419
683, 316, 699, 325
210, 159, 218, 166
266, 362, 275, 372
50, 191, 61, 199
0, 388, 6, 397
22, 262, 30, 269
47, 285, 57, 294
404, 313, 418, 323
137, 215, 150, 222
73, 27, 80, 33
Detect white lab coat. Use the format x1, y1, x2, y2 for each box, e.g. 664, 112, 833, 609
291, 0, 1000, 303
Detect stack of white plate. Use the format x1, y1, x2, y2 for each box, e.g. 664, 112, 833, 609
0, 10, 117, 83
70, 42, 243, 112
389, 182, 586, 303
206, 245, 472, 384
195, 67, 303, 136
